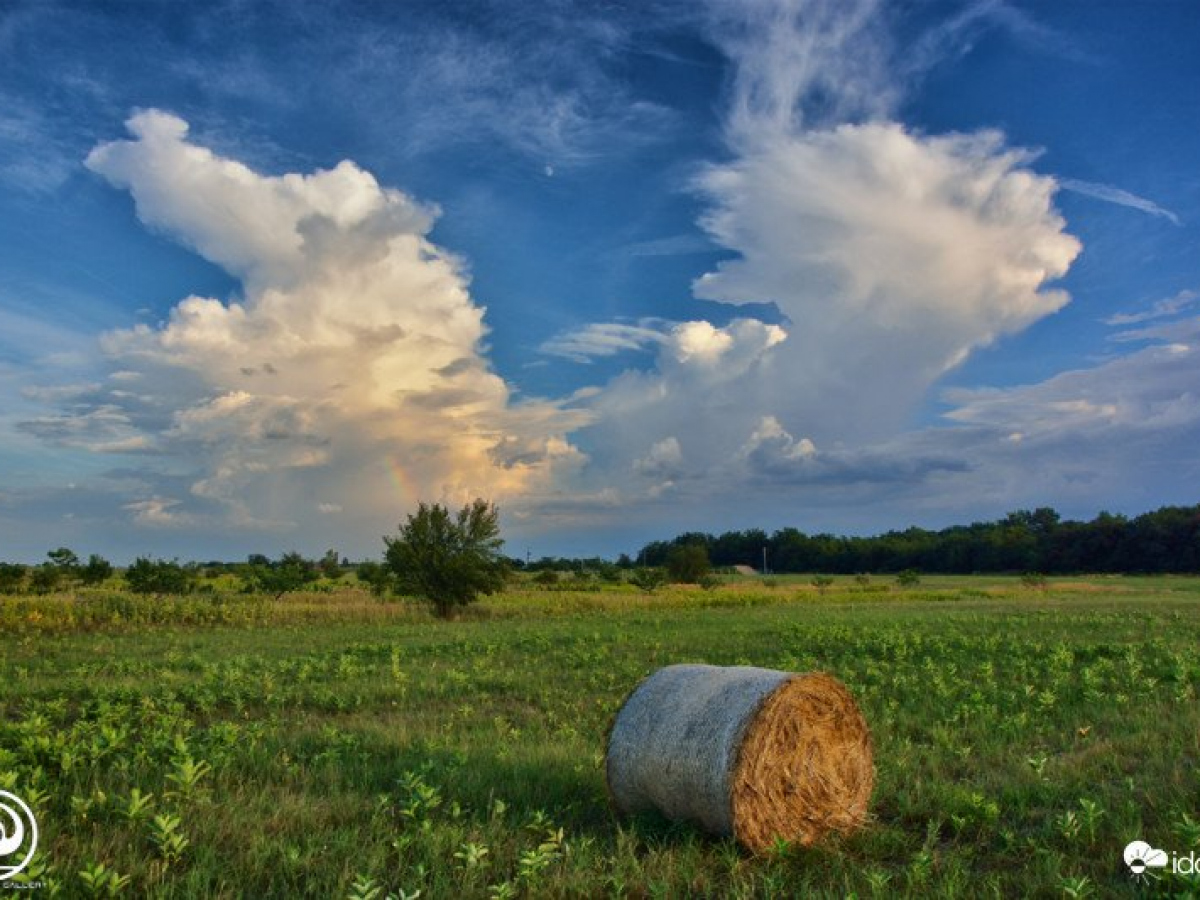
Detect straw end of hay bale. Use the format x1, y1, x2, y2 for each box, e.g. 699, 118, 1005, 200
731, 671, 874, 853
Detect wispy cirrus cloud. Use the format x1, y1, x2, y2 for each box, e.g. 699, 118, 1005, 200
332, 2, 680, 168
539, 320, 670, 364
1104, 289, 1197, 326
1059, 178, 1181, 225
900, 0, 1083, 79
0, 94, 81, 192
0, 0, 679, 198
621, 234, 715, 258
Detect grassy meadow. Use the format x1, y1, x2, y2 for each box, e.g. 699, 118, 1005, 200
1, 574, 1199, 897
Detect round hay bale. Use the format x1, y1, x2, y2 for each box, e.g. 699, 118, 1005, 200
605, 664, 873, 852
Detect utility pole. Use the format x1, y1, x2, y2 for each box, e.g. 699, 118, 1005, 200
762, 546, 768, 576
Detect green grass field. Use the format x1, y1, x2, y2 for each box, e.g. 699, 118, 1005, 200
2, 575, 1198, 897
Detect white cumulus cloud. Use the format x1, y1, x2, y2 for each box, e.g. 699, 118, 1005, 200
693, 122, 1080, 442
559, 0, 1081, 510
634, 436, 684, 478
24, 110, 588, 541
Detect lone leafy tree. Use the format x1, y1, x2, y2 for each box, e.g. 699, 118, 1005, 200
666, 543, 711, 583
384, 499, 508, 618
248, 552, 318, 599
47, 547, 80, 586
47, 547, 80, 571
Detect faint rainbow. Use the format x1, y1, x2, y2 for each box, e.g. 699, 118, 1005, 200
387, 458, 421, 505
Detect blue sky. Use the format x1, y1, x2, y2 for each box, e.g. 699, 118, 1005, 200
1, 0, 1198, 562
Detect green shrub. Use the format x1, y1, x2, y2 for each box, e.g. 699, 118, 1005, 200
245, 552, 319, 599
666, 543, 711, 583
0, 562, 27, 594
125, 558, 195, 595
355, 561, 394, 598
384, 499, 509, 618
79, 554, 114, 587
29, 564, 61, 594
629, 568, 667, 593
319, 549, 344, 580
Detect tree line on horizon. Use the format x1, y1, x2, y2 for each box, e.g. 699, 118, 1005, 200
4, 503, 1199, 592
633, 504, 1200, 575
0, 502, 509, 618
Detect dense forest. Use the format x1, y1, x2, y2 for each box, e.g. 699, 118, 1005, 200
634, 504, 1200, 575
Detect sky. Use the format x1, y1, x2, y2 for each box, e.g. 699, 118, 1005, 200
1, 0, 1198, 563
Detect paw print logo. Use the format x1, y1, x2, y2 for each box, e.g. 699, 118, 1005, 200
1124, 840, 1168, 880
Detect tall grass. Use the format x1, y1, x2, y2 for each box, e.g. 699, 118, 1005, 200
0, 577, 1197, 897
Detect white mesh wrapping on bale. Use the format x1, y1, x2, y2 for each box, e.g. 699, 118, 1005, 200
605, 663, 874, 852
606, 664, 787, 836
